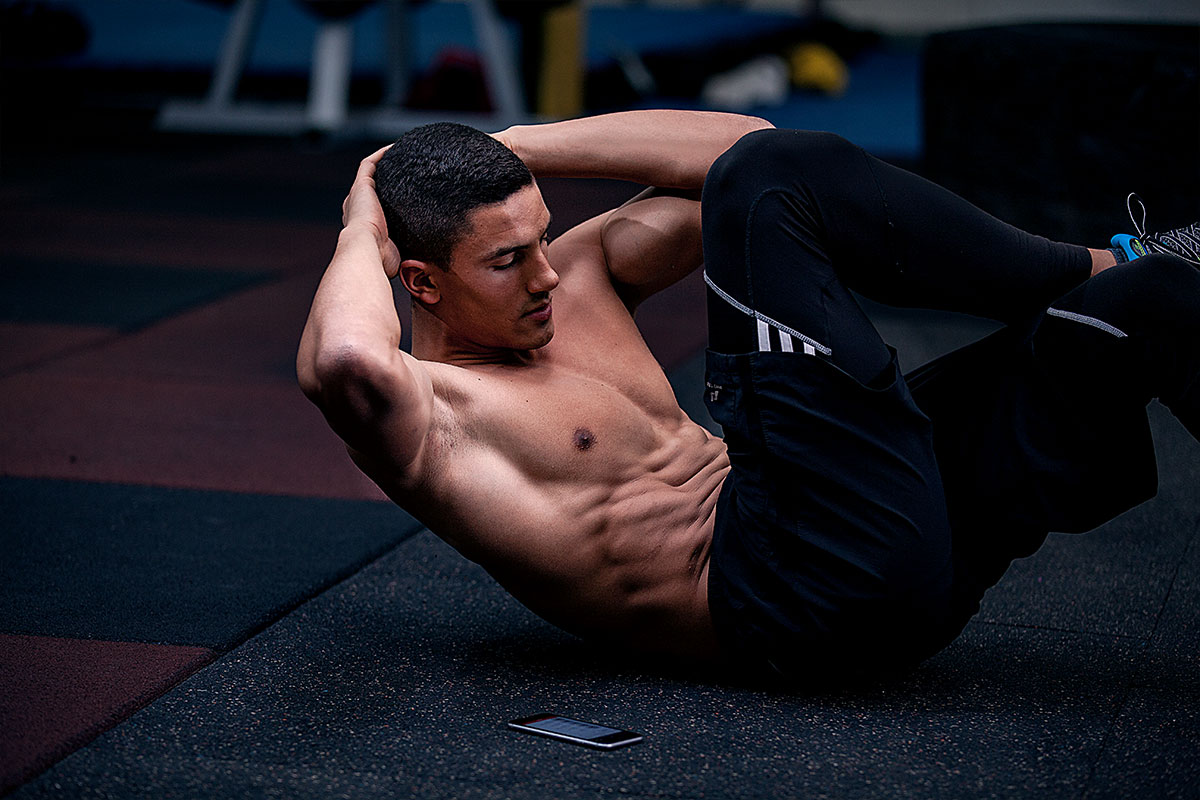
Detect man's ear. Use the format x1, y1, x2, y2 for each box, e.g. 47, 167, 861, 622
399, 259, 441, 306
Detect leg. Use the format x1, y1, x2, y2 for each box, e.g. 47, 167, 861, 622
702, 129, 1094, 365
1035, 255, 1200, 440
701, 132, 976, 679
704, 156, 896, 386
909, 255, 1200, 636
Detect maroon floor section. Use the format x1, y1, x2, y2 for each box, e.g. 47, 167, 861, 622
0, 634, 215, 794
0, 371, 383, 500
31, 271, 325, 383
0, 322, 116, 375
0, 270, 386, 500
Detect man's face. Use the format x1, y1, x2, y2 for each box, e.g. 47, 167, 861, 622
430, 183, 559, 352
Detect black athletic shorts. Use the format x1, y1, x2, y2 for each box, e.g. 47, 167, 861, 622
704, 318, 1160, 683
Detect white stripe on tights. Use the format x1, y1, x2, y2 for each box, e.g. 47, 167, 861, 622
704, 271, 833, 356
757, 318, 771, 351
1046, 307, 1128, 339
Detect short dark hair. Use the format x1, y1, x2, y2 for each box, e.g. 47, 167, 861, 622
375, 122, 533, 268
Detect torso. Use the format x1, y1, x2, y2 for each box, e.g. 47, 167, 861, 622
351, 223, 729, 659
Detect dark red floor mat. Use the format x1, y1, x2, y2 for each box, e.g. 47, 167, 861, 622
0, 634, 215, 794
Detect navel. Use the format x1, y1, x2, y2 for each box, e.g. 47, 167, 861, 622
573, 427, 597, 452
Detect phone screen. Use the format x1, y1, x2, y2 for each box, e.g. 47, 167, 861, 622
525, 716, 622, 738
508, 714, 643, 749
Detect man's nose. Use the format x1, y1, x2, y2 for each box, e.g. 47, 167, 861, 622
528, 249, 559, 294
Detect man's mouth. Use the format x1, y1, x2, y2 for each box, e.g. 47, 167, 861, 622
523, 300, 552, 322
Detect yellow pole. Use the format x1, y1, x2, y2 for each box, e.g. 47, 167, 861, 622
537, 1, 585, 118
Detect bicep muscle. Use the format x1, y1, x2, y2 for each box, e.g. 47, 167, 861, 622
600, 190, 703, 308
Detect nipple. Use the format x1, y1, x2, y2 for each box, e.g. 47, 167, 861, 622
573, 427, 597, 452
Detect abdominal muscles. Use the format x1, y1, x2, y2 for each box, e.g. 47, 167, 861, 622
477, 426, 727, 655
395, 414, 729, 657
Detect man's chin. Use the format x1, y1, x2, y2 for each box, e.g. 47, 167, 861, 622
527, 323, 554, 350
496, 318, 553, 352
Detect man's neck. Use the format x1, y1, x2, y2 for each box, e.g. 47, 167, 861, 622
410, 304, 537, 368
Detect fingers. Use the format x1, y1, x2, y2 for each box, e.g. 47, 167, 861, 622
491, 128, 527, 165
489, 129, 513, 151
351, 147, 385, 195
359, 144, 392, 176
342, 145, 392, 226
340, 145, 402, 270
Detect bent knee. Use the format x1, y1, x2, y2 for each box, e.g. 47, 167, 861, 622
1055, 254, 1200, 337
1094, 255, 1199, 303
702, 129, 858, 216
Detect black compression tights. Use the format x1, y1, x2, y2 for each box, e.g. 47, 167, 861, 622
701, 129, 1093, 386
1033, 254, 1200, 440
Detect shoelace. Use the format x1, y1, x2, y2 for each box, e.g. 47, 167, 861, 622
1127, 193, 1200, 264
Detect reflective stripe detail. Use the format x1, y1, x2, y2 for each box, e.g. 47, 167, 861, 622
704, 271, 833, 356
803, 342, 816, 356
1046, 307, 1128, 339
779, 332, 794, 353
756, 318, 771, 351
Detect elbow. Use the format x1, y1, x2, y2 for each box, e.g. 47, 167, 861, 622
297, 342, 379, 409
296, 349, 321, 398
727, 116, 774, 152
679, 114, 775, 189
743, 115, 775, 133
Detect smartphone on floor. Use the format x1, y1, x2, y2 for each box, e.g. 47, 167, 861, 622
507, 713, 644, 750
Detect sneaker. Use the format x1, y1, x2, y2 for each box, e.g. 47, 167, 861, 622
1111, 193, 1200, 265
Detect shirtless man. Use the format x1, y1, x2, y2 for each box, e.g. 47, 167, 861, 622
298, 110, 1200, 682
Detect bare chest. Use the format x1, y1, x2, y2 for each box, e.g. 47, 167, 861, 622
439, 363, 682, 486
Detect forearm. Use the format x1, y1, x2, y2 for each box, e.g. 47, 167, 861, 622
298, 224, 402, 392
500, 110, 773, 190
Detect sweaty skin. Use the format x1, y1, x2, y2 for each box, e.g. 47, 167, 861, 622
299, 111, 774, 660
